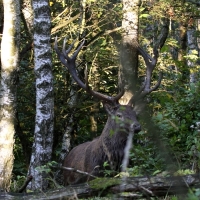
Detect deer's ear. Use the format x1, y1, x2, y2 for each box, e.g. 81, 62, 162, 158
103, 103, 118, 115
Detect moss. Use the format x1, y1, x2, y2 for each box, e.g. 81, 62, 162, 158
89, 177, 120, 190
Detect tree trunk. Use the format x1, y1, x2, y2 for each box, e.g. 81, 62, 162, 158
197, 6, 200, 58
0, 0, 3, 34
178, 22, 187, 61
56, 87, 77, 185
119, 0, 141, 105
0, 0, 20, 191
21, 0, 34, 35
187, 24, 199, 84
28, 0, 54, 190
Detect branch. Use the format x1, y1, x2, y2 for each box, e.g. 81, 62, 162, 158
51, 13, 81, 35
19, 41, 33, 60
17, 175, 33, 193
56, 166, 97, 179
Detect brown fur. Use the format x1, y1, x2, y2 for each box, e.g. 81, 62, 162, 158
63, 105, 141, 185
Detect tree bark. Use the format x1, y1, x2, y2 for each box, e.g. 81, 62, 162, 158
0, 0, 3, 34
28, 0, 54, 190
21, 0, 34, 35
0, 0, 20, 191
119, 0, 141, 105
1, 174, 200, 199
187, 26, 198, 84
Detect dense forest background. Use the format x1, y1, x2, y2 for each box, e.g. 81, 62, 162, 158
0, 0, 200, 198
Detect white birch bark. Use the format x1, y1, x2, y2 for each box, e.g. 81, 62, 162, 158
0, 0, 20, 191
118, 0, 140, 176
120, 0, 140, 105
28, 0, 54, 190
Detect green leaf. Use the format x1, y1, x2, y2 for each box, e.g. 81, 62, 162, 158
139, 13, 150, 18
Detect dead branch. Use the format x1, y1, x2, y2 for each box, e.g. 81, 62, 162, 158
17, 175, 33, 193
57, 166, 97, 179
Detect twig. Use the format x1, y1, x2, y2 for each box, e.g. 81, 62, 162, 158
121, 131, 134, 172
57, 166, 97, 179
17, 175, 33, 193
119, 130, 134, 199
139, 185, 154, 195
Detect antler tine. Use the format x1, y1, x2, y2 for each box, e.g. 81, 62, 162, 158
113, 75, 125, 102
54, 36, 60, 55
84, 63, 123, 103
150, 71, 163, 92
62, 38, 84, 61
84, 63, 90, 92
128, 41, 162, 107
54, 36, 69, 67
132, 39, 153, 62
62, 37, 73, 60
113, 89, 124, 102
128, 80, 146, 106
128, 71, 162, 106
72, 39, 85, 59
55, 37, 124, 105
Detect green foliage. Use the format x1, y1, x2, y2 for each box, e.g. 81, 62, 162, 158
10, 175, 26, 192
174, 169, 195, 176
35, 161, 62, 189
187, 189, 200, 200
102, 161, 116, 177
130, 136, 165, 176
153, 82, 200, 170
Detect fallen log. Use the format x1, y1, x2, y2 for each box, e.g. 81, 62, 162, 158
109, 174, 200, 198
0, 174, 200, 199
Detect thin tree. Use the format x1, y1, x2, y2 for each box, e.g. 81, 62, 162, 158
119, 0, 141, 105
187, 19, 199, 83
0, 0, 20, 191
0, 0, 3, 34
28, 0, 54, 190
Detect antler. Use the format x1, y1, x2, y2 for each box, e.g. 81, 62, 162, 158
54, 37, 124, 104
128, 40, 162, 106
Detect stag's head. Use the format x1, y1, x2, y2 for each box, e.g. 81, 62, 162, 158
103, 103, 141, 135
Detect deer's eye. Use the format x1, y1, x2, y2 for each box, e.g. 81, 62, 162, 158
116, 113, 122, 118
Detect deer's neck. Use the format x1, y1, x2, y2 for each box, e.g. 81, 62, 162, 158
101, 117, 128, 143
100, 117, 127, 170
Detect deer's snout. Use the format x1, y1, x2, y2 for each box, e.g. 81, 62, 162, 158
130, 123, 141, 133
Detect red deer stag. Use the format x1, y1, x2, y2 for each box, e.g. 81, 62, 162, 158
54, 38, 162, 185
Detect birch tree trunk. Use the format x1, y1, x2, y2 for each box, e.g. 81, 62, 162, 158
28, 0, 54, 190
0, 0, 20, 191
119, 0, 141, 105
